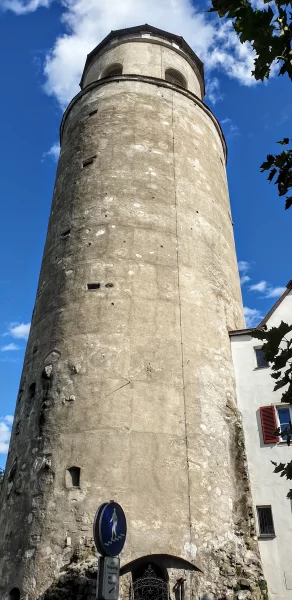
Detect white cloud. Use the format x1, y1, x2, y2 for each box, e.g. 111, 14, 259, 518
243, 307, 263, 328
249, 281, 286, 298
265, 286, 286, 299
0, 0, 51, 14
206, 77, 223, 105
249, 280, 267, 293
4, 415, 14, 425
1, 343, 20, 352
221, 116, 240, 139
238, 260, 251, 285
238, 261, 250, 273
5, 322, 31, 340
240, 275, 251, 285
0, 420, 11, 454
43, 142, 60, 162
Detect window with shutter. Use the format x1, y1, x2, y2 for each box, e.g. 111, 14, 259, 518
260, 406, 279, 444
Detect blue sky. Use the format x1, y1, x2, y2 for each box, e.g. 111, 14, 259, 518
0, 0, 291, 467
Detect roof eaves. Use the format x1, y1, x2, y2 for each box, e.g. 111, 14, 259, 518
256, 280, 292, 328
229, 279, 292, 337
229, 328, 254, 337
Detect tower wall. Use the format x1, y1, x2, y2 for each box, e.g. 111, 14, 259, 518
82, 33, 203, 98
0, 30, 264, 600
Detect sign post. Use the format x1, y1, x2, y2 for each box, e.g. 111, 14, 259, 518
93, 501, 127, 600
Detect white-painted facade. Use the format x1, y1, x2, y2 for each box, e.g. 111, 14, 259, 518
230, 283, 292, 600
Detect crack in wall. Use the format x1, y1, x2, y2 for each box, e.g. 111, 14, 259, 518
171, 92, 193, 549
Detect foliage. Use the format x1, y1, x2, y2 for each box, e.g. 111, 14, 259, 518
261, 139, 292, 210
252, 322, 292, 497
208, 0, 292, 210
208, 1, 292, 81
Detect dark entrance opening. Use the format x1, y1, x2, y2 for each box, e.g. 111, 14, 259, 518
131, 563, 168, 600
9, 589, 21, 600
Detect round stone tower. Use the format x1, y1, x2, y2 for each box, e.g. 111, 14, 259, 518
0, 24, 265, 600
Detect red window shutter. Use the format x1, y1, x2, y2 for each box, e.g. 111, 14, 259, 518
260, 406, 279, 444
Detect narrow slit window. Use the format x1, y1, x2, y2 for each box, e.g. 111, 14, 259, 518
28, 382, 36, 400
88, 109, 98, 117
257, 506, 275, 537
61, 229, 71, 238
9, 589, 21, 600
87, 283, 100, 290
66, 466, 80, 488
83, 156, 96, 168
255, 348, 269, 368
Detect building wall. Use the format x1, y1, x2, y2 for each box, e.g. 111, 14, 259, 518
0, 31, 265, 600
231, 290, 292, 600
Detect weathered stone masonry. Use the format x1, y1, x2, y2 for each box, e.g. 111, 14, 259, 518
0, 24, 267, 600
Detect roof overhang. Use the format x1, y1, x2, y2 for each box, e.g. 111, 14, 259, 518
229, 279, 292, 337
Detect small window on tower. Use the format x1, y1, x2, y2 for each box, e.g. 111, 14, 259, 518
165, 68, 187, 89
28, 382, 36, 400
257, 506, 275, 537
102, 63, 123, 78
61, 228, 71, 238
83, 156, 96, 168
255, 347, 269, 368
66, 466, 81, 488
87, 283, 100, 290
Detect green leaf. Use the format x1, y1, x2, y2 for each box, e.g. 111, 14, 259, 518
250, 329, 268, 341
285, 462, 292, 480
271, 371, 282, 379
273, 462, 286, 473
268, 167, 277, 182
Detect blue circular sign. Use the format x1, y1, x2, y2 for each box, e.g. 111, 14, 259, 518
93, 501, 127, 557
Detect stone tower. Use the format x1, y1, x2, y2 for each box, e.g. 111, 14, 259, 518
0, 25, 265, 600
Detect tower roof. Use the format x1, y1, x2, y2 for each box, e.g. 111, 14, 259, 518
80, 24, 204, 91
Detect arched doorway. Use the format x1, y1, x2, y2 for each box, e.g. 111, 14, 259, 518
131, 563, 168, 600
9, 589, 20, 600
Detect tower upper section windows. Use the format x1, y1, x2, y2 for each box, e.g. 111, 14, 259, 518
80, 25, 204, 98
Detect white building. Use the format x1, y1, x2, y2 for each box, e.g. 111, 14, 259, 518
230, 280, 292, 600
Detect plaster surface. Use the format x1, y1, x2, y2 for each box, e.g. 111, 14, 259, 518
231, 290, 292, 600
0, 29, 265, 600
82, 36, 202, 97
